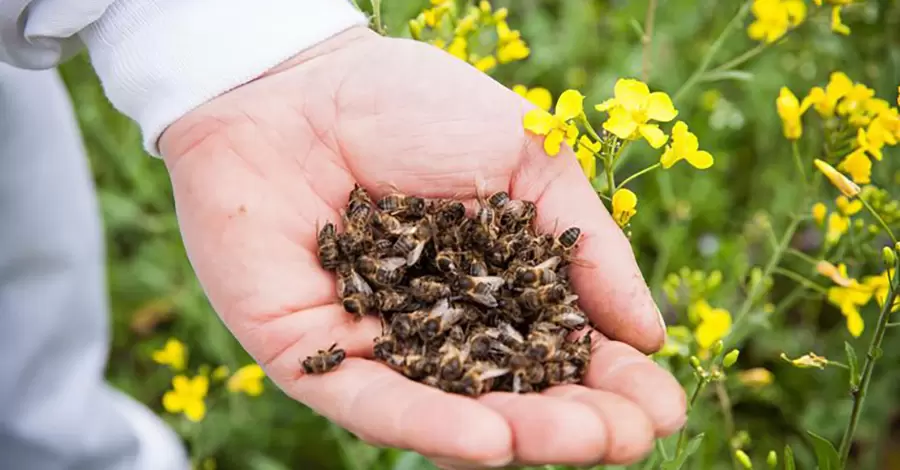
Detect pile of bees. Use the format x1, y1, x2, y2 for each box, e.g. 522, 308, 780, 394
303, 185, 592, 397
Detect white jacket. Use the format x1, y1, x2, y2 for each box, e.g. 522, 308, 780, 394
0, 0, 368, 155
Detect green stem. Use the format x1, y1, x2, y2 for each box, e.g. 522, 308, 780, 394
617, 163, 662, 190
787, 248, 821, 267
580, 113, 603, 142
672, 0, 753, 103
772, 267, 828, 295
641, 0, 659, 82
838, 259, 900, 465
887, 322, 900, 328
791, 140, 808, 187
370, 0, 386, 35
860, 197, 898, 245
710, 42, 769, 73
675, 379, 709, 457
715, 381, 741, 470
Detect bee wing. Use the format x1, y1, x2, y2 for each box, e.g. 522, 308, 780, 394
473, 276, 506, 291
499, 323, 525, 344
381, 257, 408, 272
478, 367, 511, 381
467, 292, 499, 308
562, 294, 580, 305
349, 271, 374, 295
538, 256, 562, 270
406, 241, 427, 266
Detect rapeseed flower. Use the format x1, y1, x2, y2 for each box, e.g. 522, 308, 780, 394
826, 212, 850, 245
836, 195, 862, 216
162, 375, 208, 422
691, 299, 732, 351
864, 269, 899, 312
830, 6, 850, 35
748, 0, 806, 43
524, 89, 583, 156
152, 338, 187, 372
575, 136, 600, 180
812, 202, 827, 225
839, 128, 884, 184
826, 267, 872, 337
612, 189, 637, 227
776, 87, 811, 140
496, 20, 530, 63
806, 72, 853, 118
814, 159, 860, 197
513, 85, 553, 111
816, 261, 851, 287
660, 121, 714, 169
596, 78, 677, 148
226, 364, 266, 397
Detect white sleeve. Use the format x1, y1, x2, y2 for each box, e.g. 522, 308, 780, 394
0, 0, 368, 156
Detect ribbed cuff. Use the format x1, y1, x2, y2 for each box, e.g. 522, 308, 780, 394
79, 0, 368, 157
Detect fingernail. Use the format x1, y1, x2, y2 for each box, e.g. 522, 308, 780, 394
656, 305, 667, 334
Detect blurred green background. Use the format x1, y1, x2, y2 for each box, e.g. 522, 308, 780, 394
57, 0, 900, 468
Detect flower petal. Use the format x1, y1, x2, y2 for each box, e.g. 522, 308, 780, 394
614, 79, 650, 112
162, 391, 184, 413
184, 400, 207, 422
523, 109, 554, 135
686, 150, 714, 170
660, 146, 680, 169
594, 98, 618, 112
645, 92, 678, 122
564, 122, 579, 147
846, 310, 864, 337
603, 109, 639, 140
526, 87, 553, 112
190, 376, 210, 397
555, 89, 585, 121
639, 124, 669, 148
543, 129, 565, 156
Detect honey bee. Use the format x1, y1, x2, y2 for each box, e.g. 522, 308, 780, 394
335, 263, 373, 298
543, 360, 581, 386
564, 333, 593, 372
497, 322, 526, 348
550, 226, 583, 257
371, 211, 407, 236
518, 283, 570, 311
436, 341, 471, 381
393, 218, 433, 266
316, 222, 341, 271
434, 250, 462, 273
451, 275, 506, 308
373, 334, 398, 361
430, 200, 467, 228
486, 233, 524, 267
377, 190, 427, 219
499, 200, 537, 231
382, 353, 434, 380
512, 256, 561, 287
372, 238, 395, 256
467, 326, 517, 360
374, 288, 417, 313
542, 304, 588, 331
342, 293, 374, 318
419, 298, 468, 341
356, 255, 407, 287
348, 183, 374, 207
495, 294, 529, 324
524, 328, 564, 362
409, 276, 452, 302
470, 205, 500, 249
487, 190, 510, 210
301, 343, 346, 374
442, 362, 510, 397
507, 353, 546, 394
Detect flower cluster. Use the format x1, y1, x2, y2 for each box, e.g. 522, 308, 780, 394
658, 268, 732, 357
409, 0, 529, 73
522, 78, 714, 230
779, 73, 900, 184
815, 261, 898, 337
151, 338, 267, 422
748, 0, 860, 42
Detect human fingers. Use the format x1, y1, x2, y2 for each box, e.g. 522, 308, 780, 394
476, 392, 607, 466
511, 133, 665, 353
583, 336, 687, 437
287, 359, 514, 466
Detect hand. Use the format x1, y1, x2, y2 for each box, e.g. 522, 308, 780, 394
159, 26, 686, 468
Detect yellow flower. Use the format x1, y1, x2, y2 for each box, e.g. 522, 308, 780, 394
152, 338, 187, 372
863, 269, 899, 312
826, 212, 849, 245
837, 83, 875, 117
831, 6, 850, 35
748, 0, 807, 43
816, 261, 852, 287
575, 136, 600, 180
447, 36, 468, 61
162, 375, 208, 422
226, 364, 266, 397
656, 325, 693, 358
739, 368, 774, 388
692, 300, 732, 350
839, 128, 884, 184
211, 365, 230, 381
660, 121, 714, 169
806, 72, 853, 118
596, 78, 677, 148
867, 107, 900, 147
496, 21, 530, 63
827, 274, 873, 337
776, 87, 812, 140
429, 38, 446, 50
513, 85, 553, 112
611, 189, 637, 227
835, 195, 862, 216
781, 352, 829, 369
523, 89, 583, 156
812, 202, 827, 225
814, 159, 860, 197
472, 55, 497, 73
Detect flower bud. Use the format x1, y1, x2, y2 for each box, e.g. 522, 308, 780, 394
767, 450, 778, 468
408, 19, 424, 39
723, 349, 740, 368
712, 340, 724, 356
735, 449, 753, 469
814, 159, 860, 198
690, 355, 702, 370
883, 247, 896, 268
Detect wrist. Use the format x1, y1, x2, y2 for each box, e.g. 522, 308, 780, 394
79, 0, 368, 157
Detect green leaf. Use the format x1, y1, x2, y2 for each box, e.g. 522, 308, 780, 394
807, 431, 841, 470
844, 341, 860, 388
784, 445, 796, 470
661, 433, 705, 470
392, 452, 435, 470
629, 17, 645, 37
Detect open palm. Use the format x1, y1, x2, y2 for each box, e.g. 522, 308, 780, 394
159, 27, 686, 468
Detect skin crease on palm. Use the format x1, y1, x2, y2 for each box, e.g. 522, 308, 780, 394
158, 26, 686, 469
